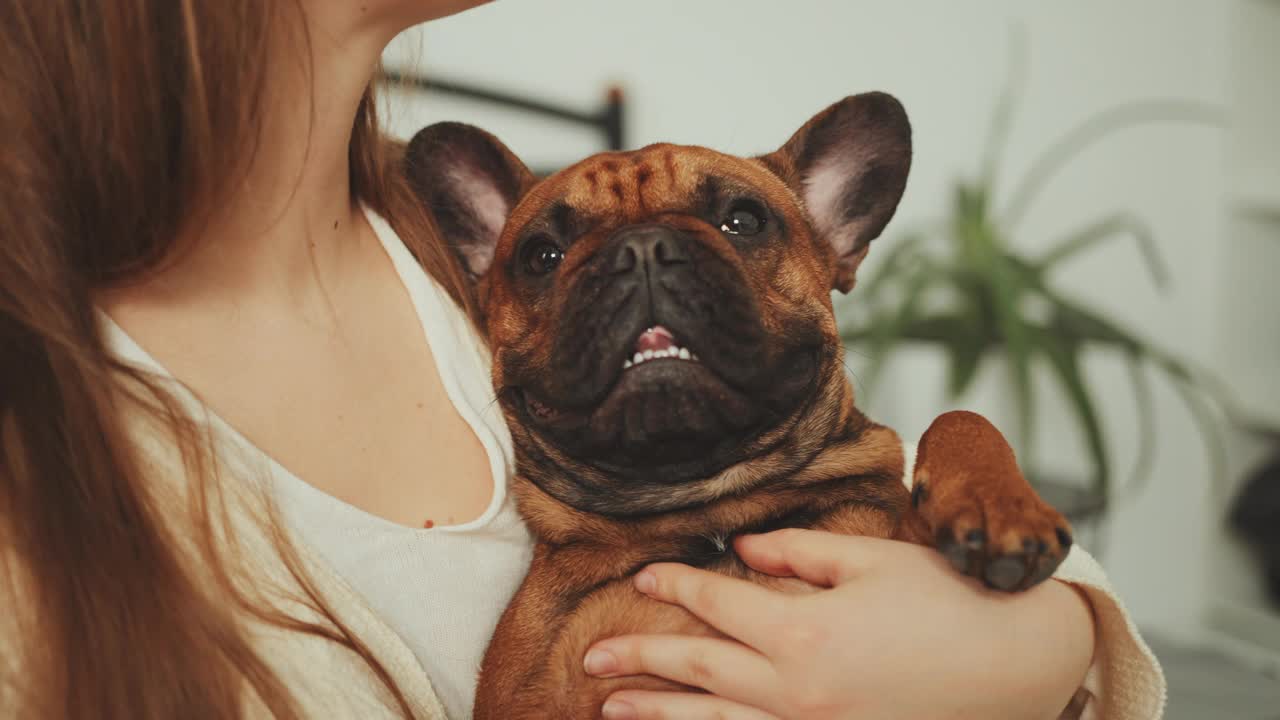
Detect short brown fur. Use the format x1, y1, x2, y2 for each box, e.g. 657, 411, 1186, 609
406, 100, 1072, 719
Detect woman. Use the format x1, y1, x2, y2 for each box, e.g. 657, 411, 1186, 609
0, 2, 1163, 719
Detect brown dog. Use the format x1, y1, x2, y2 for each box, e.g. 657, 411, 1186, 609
406, 93, 1073, 719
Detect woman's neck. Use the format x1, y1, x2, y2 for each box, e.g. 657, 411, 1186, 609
129, 8, 399, 310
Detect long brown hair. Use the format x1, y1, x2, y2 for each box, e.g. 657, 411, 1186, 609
0, 2, 473, 718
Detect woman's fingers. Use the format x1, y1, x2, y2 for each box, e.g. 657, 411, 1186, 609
602, 691, 781, 720
585, 634, 778, 709
634, 563, 790, 651
734, 529, 882, 586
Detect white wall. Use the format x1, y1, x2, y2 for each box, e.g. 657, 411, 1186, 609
384, 0, 1240, 634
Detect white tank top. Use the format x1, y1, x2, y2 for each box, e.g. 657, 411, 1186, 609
102, 206, 533, 720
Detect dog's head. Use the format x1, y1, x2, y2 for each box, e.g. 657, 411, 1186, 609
407, 93, 911, 515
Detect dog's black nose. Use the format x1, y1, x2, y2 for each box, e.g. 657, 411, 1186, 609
609, 225, 689, 275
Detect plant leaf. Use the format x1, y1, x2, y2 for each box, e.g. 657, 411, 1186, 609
1039, 213, 1170, 290
1041, 292, 1143, 351
987, 251, 1036, 455
979, 24, 1028, 191
1043, 291, 1230, 505
947, 336, 985, 399
1147, 355, 1230, 500
1118, 349, 1158, 501
1165, 371, 1230, 506
943, 299, 987, 398
1003, 100, 1224, 230
857, 231, 929, 303
1036, 325, 1112, 499
844, 259, 943, 398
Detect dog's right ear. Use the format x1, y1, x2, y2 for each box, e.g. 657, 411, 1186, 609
759, 93, 912, 293
406, 122, 535, 279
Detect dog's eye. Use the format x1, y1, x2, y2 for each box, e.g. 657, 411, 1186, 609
521, 237, 565, 275
720, 202, 766, 236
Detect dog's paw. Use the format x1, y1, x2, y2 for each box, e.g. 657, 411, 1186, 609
915, 473, 1072, 592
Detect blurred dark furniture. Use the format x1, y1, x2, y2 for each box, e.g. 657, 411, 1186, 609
1232, 450, 1280, 608
380, 69, 627, 176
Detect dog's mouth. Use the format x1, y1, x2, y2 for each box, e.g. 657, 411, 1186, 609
515, 320, 825, 483
622, 325, 699, 370
523, 324, 705, 423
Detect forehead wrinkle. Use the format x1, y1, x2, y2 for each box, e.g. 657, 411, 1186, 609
521, 147, 806, 242
496, 146, 816, 280
557, 229, 610, 278
548, 201, 578, 239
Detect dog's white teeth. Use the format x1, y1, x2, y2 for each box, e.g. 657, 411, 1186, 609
626, 344, 700, 370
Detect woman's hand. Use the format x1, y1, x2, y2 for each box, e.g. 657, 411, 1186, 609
583, 529, 1095, 720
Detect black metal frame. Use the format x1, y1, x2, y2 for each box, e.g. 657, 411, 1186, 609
380, 70, 627, 157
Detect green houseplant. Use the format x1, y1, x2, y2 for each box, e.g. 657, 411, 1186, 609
838, 73, 1226, 520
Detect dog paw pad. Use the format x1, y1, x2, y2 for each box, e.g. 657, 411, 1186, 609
984, 556, 1028, 592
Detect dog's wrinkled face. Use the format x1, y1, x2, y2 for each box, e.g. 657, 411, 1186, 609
408, 93, 911, 513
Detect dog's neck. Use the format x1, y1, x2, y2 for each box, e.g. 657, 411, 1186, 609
508, 371, 906, 551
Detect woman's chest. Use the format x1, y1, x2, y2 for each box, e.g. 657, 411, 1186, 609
220, 317, 495, 528
280, 490, 534, 720
106, 254, 499, 529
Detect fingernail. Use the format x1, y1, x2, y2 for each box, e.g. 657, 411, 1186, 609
634, 570, 656, 594
602, 698, 638, 720
584, 648, 618, 676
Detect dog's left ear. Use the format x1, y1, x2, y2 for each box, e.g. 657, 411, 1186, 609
406, 122, 536, 279
760, 92, 912, 293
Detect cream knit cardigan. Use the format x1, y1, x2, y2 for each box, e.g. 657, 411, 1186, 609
0, 396, 1166, 720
